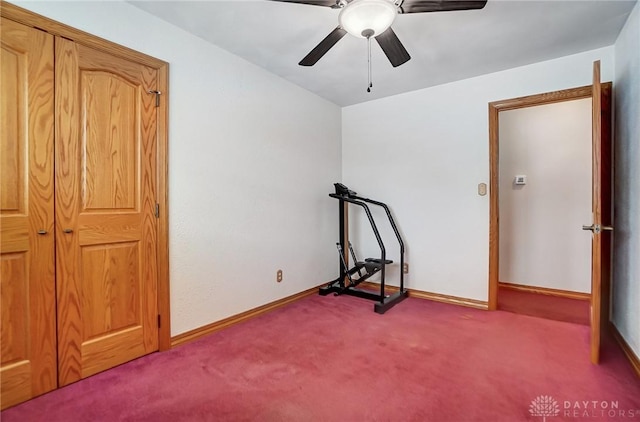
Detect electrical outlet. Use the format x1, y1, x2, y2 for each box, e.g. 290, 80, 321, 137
277, 269, 283, 283
403, 263, 409, 274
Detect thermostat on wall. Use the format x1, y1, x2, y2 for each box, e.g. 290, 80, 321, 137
514, 175, 527, 185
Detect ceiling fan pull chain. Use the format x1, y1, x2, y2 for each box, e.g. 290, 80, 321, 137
367, 35, 372, 93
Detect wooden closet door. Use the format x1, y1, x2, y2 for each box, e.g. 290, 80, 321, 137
55, 38, 159, 386
0, 18, 56, 409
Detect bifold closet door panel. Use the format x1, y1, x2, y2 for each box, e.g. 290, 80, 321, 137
55, 37, 160, 386
0, 18, 57, 410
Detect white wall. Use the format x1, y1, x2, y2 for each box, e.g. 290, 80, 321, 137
498, 99, 592, 293
613, 1, 640, 358
14, 1, 342, 336
342, 47, 614, 302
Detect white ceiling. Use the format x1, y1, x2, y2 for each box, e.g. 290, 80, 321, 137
129, 0, 637, 106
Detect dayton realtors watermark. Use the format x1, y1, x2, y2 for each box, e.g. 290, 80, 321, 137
530, 395, 640, 420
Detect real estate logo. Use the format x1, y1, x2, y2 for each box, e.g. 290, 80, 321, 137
528, 396, 640, 419
530, 395, 560, 422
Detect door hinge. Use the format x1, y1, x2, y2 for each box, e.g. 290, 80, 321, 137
148, 90, 162, 107
157, 314, 161, 328
155, 203, 160, 218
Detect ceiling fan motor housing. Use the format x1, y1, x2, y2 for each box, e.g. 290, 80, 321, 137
338, 0, 398, 38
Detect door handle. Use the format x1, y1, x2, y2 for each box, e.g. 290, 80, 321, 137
62, 228, 73, 234
582, 224, 613, 234
37, 230, 48, 235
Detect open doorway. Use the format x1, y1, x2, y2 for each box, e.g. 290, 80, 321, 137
489, 64, 613, 364
487, 85, 604, 324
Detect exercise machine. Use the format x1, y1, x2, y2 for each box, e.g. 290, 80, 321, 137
320, 183, 408, 313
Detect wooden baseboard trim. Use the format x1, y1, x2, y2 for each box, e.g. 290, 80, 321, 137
409, 289, 489, 310
499, 282, 590, 301
359, 282, 488, 310
171, 284, 321, 348
610, 322, 640, 378
171, 281, 490, 348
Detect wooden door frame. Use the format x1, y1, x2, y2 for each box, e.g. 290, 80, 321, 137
487, 84, 611, 310
0, 2, 172, 351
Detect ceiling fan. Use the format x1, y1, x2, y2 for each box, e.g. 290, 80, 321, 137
270, 0, 488, 68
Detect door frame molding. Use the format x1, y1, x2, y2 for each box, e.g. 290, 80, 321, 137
487, 84, 609, 310
1, 1, 172, 351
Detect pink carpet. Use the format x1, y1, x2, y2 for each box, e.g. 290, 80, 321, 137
3, 295, 639, 421
498, 287, 591, 326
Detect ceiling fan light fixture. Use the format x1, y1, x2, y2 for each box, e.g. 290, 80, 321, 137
338, 0, 397, 38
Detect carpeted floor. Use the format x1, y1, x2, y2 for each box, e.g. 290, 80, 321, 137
497, 287, 591, 325
2, 295, 639, 421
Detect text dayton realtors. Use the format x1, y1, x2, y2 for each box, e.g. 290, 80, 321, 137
563, 400, 638, 418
